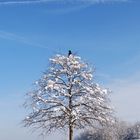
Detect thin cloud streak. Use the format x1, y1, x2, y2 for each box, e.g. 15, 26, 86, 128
0, 0, 53, 5
0, 0, 128, 6
0, 30, 56, 51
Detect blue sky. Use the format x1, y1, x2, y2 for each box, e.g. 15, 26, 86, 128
0, 0, 140, 140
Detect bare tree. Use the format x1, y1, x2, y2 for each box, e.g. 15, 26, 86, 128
23, 53, 113, 140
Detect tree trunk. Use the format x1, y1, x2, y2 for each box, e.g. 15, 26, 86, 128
68, 75, 73, 140
69, 124, 73, 140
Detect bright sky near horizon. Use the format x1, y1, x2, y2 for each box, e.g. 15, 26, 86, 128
0, 0, 140, 140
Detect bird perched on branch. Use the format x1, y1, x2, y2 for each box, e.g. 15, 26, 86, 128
68, 50, 72, 57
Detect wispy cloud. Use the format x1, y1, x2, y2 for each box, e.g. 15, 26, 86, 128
110, 72, 140, 122
97, 53, 140, 122
0, 0, 128, 6
0, 0, 52, 5
0, 30, 56, 50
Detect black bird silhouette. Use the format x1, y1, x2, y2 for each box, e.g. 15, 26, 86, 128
68, 50, 72, 57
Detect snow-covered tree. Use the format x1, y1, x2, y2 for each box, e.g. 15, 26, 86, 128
23, 53, 113, 140
76, 120, 140, 140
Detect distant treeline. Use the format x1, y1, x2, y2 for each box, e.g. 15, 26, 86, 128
75, 120, 140, 140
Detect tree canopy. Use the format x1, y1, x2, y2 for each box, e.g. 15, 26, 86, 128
23, 53, 114, 140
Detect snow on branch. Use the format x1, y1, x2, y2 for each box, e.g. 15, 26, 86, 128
23, 53, 114, 136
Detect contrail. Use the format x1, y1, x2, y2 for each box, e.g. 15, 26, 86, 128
0, 0, 128, 5
0, 0, 56, 5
